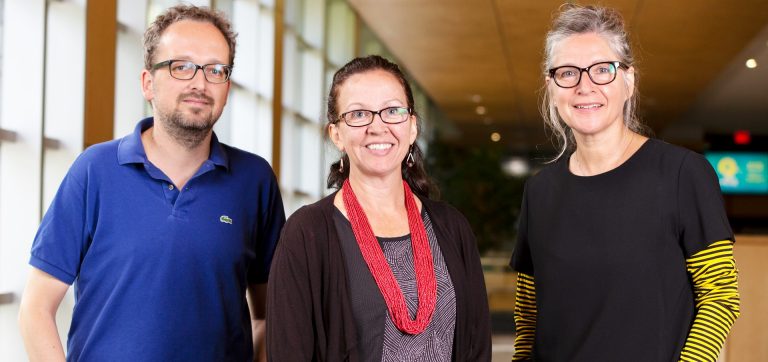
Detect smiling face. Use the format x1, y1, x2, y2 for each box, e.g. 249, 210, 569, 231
329, 69, 418, 182
548, 32, 634, 139
141, 20, 231, 144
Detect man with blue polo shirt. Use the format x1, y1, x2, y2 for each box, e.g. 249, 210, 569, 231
18, 5, 284, 361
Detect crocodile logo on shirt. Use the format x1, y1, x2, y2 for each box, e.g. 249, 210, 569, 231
219, 215, 233, 224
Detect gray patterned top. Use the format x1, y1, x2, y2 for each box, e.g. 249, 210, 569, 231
334, 208, 457, 362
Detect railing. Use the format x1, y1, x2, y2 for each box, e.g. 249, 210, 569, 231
0, 292, 14, 305
0, 128, 18, 142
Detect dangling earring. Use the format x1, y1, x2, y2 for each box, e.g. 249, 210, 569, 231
339, 156, 345, 173
406, 146, 415, 168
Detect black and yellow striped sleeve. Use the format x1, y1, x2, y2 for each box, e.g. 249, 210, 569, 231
679, 240, 740, 362
513, 272, 536, 361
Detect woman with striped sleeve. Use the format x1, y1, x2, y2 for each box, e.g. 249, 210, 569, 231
510, 4, 739, 361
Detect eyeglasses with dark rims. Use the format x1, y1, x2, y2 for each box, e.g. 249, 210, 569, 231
548, 61, 629, 88
337, 107, 412, 127
151, 59, 232, 84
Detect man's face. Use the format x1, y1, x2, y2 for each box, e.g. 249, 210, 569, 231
141, 20, 231, 143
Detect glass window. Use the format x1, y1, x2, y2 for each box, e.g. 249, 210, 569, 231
0, 0, 5, 213
300, 0, 324, 49
279, 112, 322, 215
0, 2, 48, 357
282, 31, 298, 110
230, 1, 274, 97
280, 113, 322, 195
279, 113, 297, 210
0, 0, 4, 111
299, 49, 323, 122
214, 0, 276, 163
297, 119, 322, 193
228, 87, 273, 160
43, 0, 86, 206
284, 0, 300, 30
114, 0, 148, 138
0, 0, 86, 356
320, 0, 356, 199
280, 0, 329, 212
326, 0, 355, 67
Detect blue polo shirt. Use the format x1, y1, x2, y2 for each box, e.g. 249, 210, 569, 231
30, 117, 285, 361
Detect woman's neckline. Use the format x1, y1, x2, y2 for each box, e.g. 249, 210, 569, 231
332, 205, 425, 241
565, 137, 653, 179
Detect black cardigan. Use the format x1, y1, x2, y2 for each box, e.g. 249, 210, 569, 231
267, 192, 492, 361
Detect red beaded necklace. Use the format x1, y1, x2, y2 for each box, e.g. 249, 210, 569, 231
342, 179, 437, 334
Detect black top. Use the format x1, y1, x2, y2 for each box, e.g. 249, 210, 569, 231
267, 192, 491, 362
511, 139, 733, 361
333, 208, 456, 361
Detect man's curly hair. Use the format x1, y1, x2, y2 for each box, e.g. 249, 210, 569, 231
143, 5, 237, 70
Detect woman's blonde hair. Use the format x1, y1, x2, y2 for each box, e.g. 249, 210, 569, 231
541, 4, 647, 161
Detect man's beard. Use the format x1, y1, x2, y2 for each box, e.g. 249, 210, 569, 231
156, 92, 219, 149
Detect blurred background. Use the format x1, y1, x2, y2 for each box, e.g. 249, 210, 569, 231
0, 0, 766, 360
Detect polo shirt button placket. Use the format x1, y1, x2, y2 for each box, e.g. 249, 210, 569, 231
164, 182, 182, 210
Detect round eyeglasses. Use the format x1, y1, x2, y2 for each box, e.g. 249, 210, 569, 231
151, 59, 232, 84
548, 61, 629, 88
338, 107, 412, 127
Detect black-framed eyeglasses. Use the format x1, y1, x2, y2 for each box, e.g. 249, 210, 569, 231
548, 61, 629, 88
337, 107, 412, 127
151, 59, 232, 84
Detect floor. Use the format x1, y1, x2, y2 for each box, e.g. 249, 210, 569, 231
492, 334, 515, 361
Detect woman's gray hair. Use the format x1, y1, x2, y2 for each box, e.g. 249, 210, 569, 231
541, 4, 647, 161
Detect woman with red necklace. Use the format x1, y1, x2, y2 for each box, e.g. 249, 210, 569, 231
267, 55, 491, 361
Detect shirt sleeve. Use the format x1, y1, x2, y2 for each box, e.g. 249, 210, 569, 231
677, 153, 733, 258
679, 240, 740, 362
29, 158, 91, 284
510, 184, 533, 275
513, 272, 536, 361
249, 170, 286, 284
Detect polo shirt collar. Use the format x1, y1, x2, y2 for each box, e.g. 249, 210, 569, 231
208, 130, 229, 169
117, 117, 230, 170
